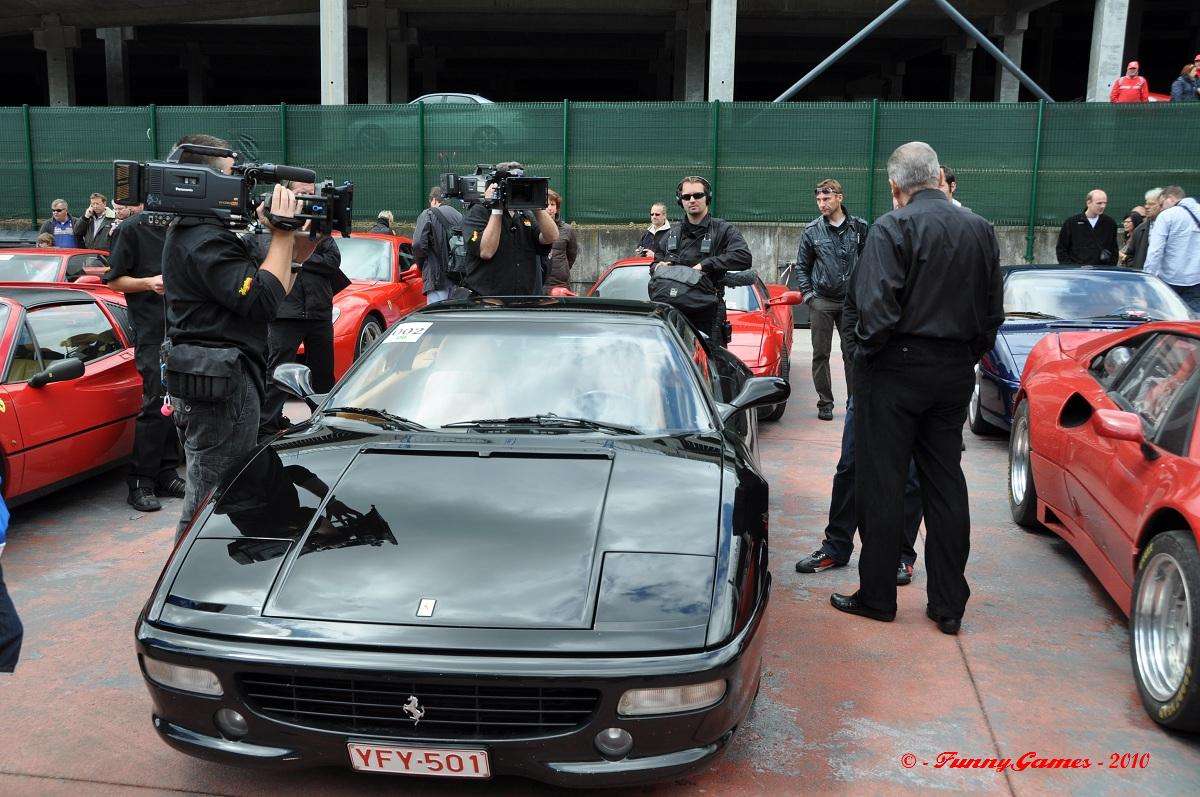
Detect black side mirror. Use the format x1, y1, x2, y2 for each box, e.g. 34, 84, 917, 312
272, 363, 326, 410
28, 357, 84, 388
718, 376, 790, 424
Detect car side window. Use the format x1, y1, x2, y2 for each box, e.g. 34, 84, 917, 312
399, 242, 416, 270
1155, 371, 1200, 457
103, 301, 134, 344
26, 302, 123, 366
670, 315, 716, 396
65, 255, 89, 281
1090, 333, 1152, 388
1113, 335, 1200, 434
5, 321, 41, 382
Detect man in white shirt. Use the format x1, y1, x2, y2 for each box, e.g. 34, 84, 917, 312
1144, 186, 1200, 313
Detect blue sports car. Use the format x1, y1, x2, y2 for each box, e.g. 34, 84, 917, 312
968, 265, 1193, 436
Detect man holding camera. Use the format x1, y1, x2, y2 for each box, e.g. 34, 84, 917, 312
461, 161, 557, 297
652, 176, 752, 346
162, 135, 318, 538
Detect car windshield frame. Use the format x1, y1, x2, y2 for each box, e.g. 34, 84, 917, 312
593, 264, 760, 312
0, 253, 62, 283
334, 237, 393, 282
1003, 270, 1191, 322
323, 314, 718, 436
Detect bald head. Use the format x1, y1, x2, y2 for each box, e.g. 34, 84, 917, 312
1085, 189, 1108, 219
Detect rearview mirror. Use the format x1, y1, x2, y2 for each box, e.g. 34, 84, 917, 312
767, 291, 804, 307
272, 363, 326, 410
28, 357, 84, 388
719, 377, 789, 423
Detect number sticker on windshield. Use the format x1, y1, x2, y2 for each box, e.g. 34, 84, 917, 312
387, 322, 432, 343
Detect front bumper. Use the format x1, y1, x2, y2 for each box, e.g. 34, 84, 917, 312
136, 604, 766, 788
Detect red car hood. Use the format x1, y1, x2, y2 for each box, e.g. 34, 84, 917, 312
727, 311, 770, 370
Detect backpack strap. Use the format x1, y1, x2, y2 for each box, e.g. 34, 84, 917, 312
1179, 203, 1200, 232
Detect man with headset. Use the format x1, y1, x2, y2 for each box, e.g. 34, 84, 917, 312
652, 175, 752, 345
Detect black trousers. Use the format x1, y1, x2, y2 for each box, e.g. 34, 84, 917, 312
683, 301, 728, 347
0, 562, 22, 673
262, 318, 334, 433
129, 341, 180, 488
854, 337, 975, 618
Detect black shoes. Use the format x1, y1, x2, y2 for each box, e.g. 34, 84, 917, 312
127, 484, 162, 513
155, 476, 186, 499
795, 549, 847, 573
897, 563, 914, 586
818, 406, 834, 421
926, 606, 962, 635
830, 592, 896, 622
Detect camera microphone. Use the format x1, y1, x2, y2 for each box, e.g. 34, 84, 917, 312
263, 165, 317, 184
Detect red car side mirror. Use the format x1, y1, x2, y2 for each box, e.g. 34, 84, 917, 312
1091, 409, 1145, 443
767, 291, 804, 307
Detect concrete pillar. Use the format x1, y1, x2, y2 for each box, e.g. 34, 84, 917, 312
320, 0, 349, 104
993, 13, 1029, 102
388, 27, 413, 103
1086, 0, 1129, 102
685, 0, 706, 101
707, 0, 737, 101
32, 16, 79, 106
97, 27, 133, 106
186, 42, 206, 105
945, 37, 976, 102
366, 0, 388, 103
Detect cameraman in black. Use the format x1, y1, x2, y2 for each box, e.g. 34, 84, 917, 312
162, 134, 319, 539
461, 161, 557, 296
653, 175, 752, 345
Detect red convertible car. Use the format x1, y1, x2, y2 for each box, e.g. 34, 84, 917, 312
0, 283, 139, 505
589, 257, 802, 419
0, 247, 109, 285
1010, 321, 1200, 731
324, 233, 426, 379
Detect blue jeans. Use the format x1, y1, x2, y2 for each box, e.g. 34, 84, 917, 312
1171, 283, 1200, 316
425, 288, 452, 304
819, 397, 923, 566
0, 562, 21, 673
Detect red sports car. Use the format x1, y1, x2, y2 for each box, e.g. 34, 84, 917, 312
0, 283, 140, 506
323, 233, 426, 379
588, 257, 802, 419
1010, 321, 1200, 731
0, 247, 109, 285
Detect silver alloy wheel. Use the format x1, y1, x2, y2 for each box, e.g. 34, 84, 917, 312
358, 319, 383, 354
1010, 413, 1030, 505
1134, 552, 1193, 702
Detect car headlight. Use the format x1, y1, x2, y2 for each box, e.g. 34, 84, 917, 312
617, 679, 725, 716
331, 305, 342, 323
141, 656, 223, 696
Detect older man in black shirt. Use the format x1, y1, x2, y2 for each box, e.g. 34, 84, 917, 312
831, 141, 1003, 636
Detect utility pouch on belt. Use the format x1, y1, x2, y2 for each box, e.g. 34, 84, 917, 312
164, 344, 242, 402
648, 265, 718, 313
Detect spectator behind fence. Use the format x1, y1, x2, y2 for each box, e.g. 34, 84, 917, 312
1110, 60, 1149, 103
1123, 188, 1163, 269
636, 203, 670, 257
74, 192, 116, 250
39, 199, 77, 248
412, 186, 463, 304
1056, 189, 1118, 265
1144, 186, 1200, 313
542, 189, 578, 292
1171, 62, 1199, 102
370, 210, 395, 234
36, 232, 54, 248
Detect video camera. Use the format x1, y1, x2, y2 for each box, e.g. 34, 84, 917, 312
439, 164, 549, 211
113, 144, 354, 236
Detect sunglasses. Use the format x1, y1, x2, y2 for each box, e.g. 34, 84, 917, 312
52, 207, 67, 212
679, 192, 707, 201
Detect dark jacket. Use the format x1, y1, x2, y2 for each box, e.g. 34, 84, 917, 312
369, 220, 395, 234
796, 211, 869, 302
244, 234, 347, 321
853, 189, 1003, 360
1123, 218, 1154, 270
412, 203, 464, 295
1171, 74, 1199, 102
544, 219, 578, 288
73, 210, 116, 250
39, 216, 79, 248
638, 226, 670, 254
652, 214, 752, 290
1056, 212, 1119, 265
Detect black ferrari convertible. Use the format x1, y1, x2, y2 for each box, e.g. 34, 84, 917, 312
135, 297, 786, 787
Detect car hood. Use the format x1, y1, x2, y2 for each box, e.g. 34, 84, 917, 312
726, 312, 769, 369
158, 425, 725, 643
336, 279, 385, 299
1000, 319, 1142, 380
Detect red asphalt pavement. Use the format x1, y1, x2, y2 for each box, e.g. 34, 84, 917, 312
1, 336, 1198, 796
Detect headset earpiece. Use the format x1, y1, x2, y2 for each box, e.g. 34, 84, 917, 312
675, 176, 713, 208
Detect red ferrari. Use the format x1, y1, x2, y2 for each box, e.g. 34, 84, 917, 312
0, 247, 109, 285
1010, 321, 1200, 731
325, 232, 426, 379
588, 257, 802, 419
0, 283, 139, 506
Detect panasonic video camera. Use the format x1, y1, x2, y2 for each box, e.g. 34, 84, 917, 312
112, 143, 354, 236
439, 164, 549, 210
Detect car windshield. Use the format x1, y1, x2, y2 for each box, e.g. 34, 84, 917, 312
593, 264, 759, 312
335, 237, 392, 281
0, 254, 61, 282
1004, 271, 1192, 321
326, 317, 713, 435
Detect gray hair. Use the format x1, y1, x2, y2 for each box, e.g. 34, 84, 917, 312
1145, 187, 1163, 203
886, 142, 941, 193
1161, 185, 1187, 202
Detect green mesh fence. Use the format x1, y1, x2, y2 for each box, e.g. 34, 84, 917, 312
4, 101, 1198, 255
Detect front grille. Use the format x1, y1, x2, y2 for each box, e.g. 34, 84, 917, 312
238, 672, 601, 740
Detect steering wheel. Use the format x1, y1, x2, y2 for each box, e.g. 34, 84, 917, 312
575, 389, 637, 419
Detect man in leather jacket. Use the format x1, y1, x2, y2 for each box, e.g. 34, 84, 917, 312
796, 179, 869, 420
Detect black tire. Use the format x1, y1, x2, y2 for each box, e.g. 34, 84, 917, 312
354, 316, 385, 359
968, 373, 1003, 437
1008, 399, 1040, 529
1130, 530, 1200, 731
760, 355, 790, 422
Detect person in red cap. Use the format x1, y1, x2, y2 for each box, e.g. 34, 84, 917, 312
1110, 61, 1149, 102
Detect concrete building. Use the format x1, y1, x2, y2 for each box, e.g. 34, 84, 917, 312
1, 1, 1197, 106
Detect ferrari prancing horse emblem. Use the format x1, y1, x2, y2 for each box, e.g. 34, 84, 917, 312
403, 696, 425, 725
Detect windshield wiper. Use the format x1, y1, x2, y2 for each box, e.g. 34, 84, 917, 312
1005, 311, 1062, 320
322, 406, 427, 430
443, 414, 641, 435
1086, 312, 1164, 322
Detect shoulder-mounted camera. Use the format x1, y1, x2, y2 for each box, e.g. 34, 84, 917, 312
439, 164, 548, 211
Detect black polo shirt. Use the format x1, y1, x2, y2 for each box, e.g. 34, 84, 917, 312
162, 219, 286, 395
461, 205, 550, 296
104, 212, 168, 346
